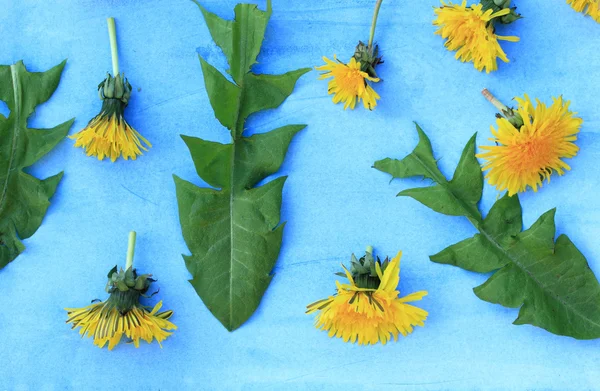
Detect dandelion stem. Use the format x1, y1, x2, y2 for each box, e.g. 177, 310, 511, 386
107, 17, 120, 76
368, 0, 383, 54
482, 88, 524, 127
125, 231, 136, 270
366, 245, 374, 254
482, 88, 509, 113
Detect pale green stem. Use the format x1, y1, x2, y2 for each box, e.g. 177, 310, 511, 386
107, 17, 120, 76
366, 245, 374, 254
125, 231, 136, 270
367, 0, 383, 54
482, 88, 509, 113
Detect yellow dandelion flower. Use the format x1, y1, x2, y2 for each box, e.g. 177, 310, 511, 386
71, 18, 151, 162
307, 249, 428, 345
567, 0, 600, 22
316, 0, 386, 110
477, 93, 583, 196
316, 56, 381, 110
433, 1, 520, 73
66, 232, 176, 350
66, 300, 176, 350
70, 74, 151, 162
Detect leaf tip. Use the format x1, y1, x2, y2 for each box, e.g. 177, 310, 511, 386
198, 55, 208, 67
544, 207, 558, 220
51, 59, 68, 76
396, 189, 408, 197
191, 0, 203, 11
372, 158, 386, 172
291, 124, 307, 133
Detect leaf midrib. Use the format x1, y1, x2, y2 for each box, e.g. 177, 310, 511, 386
410, 149, 600, 332
408, 151, 482, 224
228, 91, 242, 331
0, 64, 21, 216
227, 12, 252, 327
478, 226, 600, 331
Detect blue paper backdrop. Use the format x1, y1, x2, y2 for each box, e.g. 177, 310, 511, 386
1, 0, 599, 389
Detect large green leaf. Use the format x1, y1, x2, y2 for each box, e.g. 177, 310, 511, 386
175, 1, 310, 331
0, 60, 73, 269
374, 124, 600, 339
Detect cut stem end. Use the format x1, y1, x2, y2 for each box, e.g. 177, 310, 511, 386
482, 88, 524, 128
482, 89, 509, 113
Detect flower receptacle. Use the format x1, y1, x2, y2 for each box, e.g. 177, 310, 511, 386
353, 41, 383, 79
98, 73, 132, 105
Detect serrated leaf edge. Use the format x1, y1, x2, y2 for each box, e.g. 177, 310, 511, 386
377, 124, 600, 339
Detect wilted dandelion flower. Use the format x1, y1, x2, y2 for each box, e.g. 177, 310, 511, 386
70, 17, 151, 161
66, 298, 175, 350
307, 248, 427, 345
477, 90, 582, 196
316, 56, 380, 110
433, 0, 521, 73
317, 0, 385, 110
66, 232, 176, 350
70, 74, 151, 161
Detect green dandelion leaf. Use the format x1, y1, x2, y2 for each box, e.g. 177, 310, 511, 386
174, 0, 309, 331
0, 60, 74, 269
374, 123, 600, 339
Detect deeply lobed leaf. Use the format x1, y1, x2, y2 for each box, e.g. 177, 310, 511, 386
374, 124, 482, 220
0, 61, 73, 268
175, 1, 309, 331
374, 123, 600, 339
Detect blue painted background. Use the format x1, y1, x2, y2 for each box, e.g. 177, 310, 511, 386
1, 0, 599, 389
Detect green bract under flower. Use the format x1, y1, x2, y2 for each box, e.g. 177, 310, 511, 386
99, 73, 131, 104
480, 0, 522, 24
338, 250, 391, 290
104, 265, 155, 313
352, 41, 384, 79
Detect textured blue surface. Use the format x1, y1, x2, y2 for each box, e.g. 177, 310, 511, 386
1, 0, 600, 389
